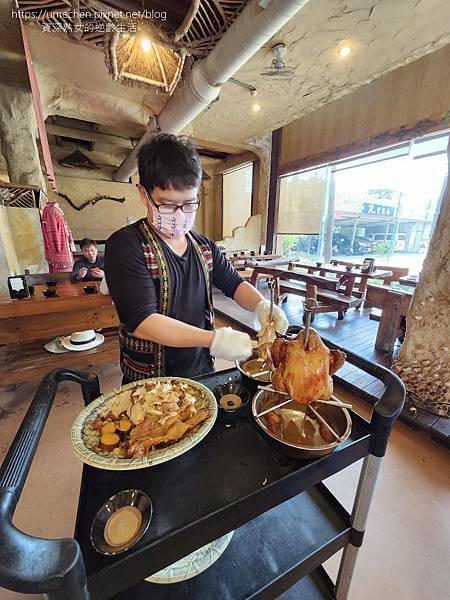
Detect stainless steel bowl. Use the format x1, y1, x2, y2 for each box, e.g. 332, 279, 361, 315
213, 382, 250, 412
236, 353, 272, 388
252, 389, 352, 459
90, 489, 152, 555
237, 327, 304, 388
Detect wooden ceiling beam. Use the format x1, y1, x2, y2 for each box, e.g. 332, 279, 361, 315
192, 137, 247, 155
46, 123, 133, 148
214, 150, 258, 174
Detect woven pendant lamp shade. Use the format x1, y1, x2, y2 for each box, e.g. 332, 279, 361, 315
105, 26, 186, 95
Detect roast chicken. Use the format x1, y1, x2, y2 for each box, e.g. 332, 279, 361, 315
271, 329, 346, 403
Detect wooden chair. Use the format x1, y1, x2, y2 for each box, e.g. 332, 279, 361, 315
335, 260, 409, 286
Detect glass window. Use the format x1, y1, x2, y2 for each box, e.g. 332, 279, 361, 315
276, 166, 329, 261
222, 163, 253, 238
277, 131, 449, 276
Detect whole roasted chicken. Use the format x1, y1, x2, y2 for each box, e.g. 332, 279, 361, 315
271, 329, 346, 403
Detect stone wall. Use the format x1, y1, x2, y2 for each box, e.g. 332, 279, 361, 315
394, 143, 450, 417
215, 214, 262, 252
248, 134, 271, 244
0, 206, 47, 294
54, 175, 145, 241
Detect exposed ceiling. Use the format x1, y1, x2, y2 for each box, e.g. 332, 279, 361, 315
16, 0, 248, 55
103, 0, 194, 33
45, 115, 238, 161
188, 0, 450, 145
3, 0, 450, 154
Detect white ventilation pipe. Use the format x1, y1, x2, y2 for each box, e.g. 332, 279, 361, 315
113, 0, 310, 182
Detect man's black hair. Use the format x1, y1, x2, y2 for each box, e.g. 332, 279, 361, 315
138, 133, 202, 194
80, 238, 97, 249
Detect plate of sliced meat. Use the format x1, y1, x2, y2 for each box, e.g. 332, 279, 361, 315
71, 377, 217, 470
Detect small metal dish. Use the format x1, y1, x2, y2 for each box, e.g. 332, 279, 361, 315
213, 382, 250, 412
252, 389, 352, 459
90, 489, 152, 555
237, 327, 303, 388
236, 353, 272, 388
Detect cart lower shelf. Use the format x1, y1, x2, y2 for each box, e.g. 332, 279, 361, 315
278, 567, 334, 599
111, 483, 347, 599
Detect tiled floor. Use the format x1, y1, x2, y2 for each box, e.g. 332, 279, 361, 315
0, 364, 449, 600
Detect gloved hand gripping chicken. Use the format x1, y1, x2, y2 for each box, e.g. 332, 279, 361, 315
254, 290, 289, 367
271, 329, 346, 403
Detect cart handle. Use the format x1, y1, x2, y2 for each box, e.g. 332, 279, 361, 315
0, 369, 99, 599
323, 338, 405, 457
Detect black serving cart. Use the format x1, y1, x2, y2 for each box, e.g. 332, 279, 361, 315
0, 339, 405, 599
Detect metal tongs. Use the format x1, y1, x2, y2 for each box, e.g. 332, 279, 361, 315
268, 278, 276, 322
303, 297, 318, 350
255, 280, 278, 374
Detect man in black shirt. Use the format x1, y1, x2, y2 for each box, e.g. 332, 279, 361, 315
104, 134, 288, 382
70, 238, 104, 283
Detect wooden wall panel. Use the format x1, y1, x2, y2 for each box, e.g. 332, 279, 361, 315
280, 45, 450, 173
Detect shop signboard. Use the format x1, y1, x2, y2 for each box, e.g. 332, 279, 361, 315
361, 202, 395, 217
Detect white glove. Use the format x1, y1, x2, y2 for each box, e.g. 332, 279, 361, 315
209, 327, 253, 362
254, 299, 289, 335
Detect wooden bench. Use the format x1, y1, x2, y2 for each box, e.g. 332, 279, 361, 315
0, 329, 120, 386
250, 265, 360, 320
279, 280, 360, 320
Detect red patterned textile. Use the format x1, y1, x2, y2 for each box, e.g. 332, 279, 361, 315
41, 203, 74, 272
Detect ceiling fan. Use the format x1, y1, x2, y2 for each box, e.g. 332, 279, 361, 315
261, 43, 294, 80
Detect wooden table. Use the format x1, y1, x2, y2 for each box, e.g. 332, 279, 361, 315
249, 265, 361, 319
0, 282, 119, 385
289, 262, 393, 298
366, 284, 413, 352
398, 275, 419, 288
0, 282, 119, 343
227, 253, 281, 263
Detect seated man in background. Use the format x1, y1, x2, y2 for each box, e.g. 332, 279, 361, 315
70, 238, 104, 282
